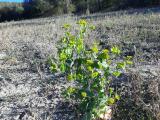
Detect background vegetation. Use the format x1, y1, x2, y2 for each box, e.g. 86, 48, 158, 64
0, 0, 160, 120
1, 0, 160, 22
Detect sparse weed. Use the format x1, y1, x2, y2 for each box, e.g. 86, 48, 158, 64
50, 20, 132, 120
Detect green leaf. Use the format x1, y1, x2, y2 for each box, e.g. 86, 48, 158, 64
115, 94, 120, 100
65, 32, 71, 37
67, 74, 74, 81
81, 28, 86, 34
91, 72, 99, 78
75, 58, 85, 65
50, 66, 57, 73
60, 63, 66, 72
102, 49, 109, 53
109, 88, 114, 94
77, 19, 87, 26
51, 63, 57, 68
86, 59, 94, 65
87, 66, 93, 71
116, 62, 126, 69
93, 61, 101, 69
107, 98, 115, 105
61, 37, 66, 42
67, 87, 76, 94
91, 43, 98, 53
126, 60, 133, 65
77, 45, 83, 53
112, 71, 121, 77
81, 92, 87, 98
63, 24, 71, 30
111, 46, 121, 54
50, 63, 57, 73
59, 52, 67, 61
89, 25, 96, 30
77, 74, 83, 80
125, 56, 133, 60
69, 36, 76, 47
98, 53, 109, 60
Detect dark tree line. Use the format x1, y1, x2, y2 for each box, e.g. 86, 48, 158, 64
28, 0, 160, 15
0, 0, 160, 22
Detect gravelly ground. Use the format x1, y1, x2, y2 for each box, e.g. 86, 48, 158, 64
0, 53, 75, 120
0, 55, 58, 120
0, 17, 76, 119
0, 10, 160, 120
0, 48, 159, 120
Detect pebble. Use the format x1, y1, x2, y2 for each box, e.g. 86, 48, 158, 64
0, 52, 7, 60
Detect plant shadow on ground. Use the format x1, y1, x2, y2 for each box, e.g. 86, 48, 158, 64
53, 101, 76, 120
112, 72, 160, 120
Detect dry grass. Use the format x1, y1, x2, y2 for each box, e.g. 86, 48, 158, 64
0, 11, 160, 120
112, 71, 160, 120
0, 2, 22, 8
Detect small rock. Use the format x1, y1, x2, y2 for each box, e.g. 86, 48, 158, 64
0, 52, 7, 60
47, 94, 53, 100
0, 74, 11, 82
19, 112, 26, 120
150, 71, 158, 77
0, 98, 4, 102
0, 75, 3, 81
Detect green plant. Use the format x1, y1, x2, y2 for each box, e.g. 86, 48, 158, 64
15, 7, 24, 14
50, 20, 132, 120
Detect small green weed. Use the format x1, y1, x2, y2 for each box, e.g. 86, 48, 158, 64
50, 20, 132, 120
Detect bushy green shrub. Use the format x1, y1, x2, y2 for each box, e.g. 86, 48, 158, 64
15, 7, 24, 14
50, 20, 132, 120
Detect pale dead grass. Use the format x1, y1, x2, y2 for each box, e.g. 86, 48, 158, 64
0, 12, 160, 120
